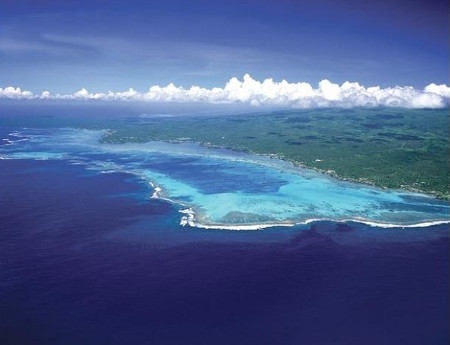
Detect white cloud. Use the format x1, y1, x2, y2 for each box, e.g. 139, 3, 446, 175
1, 74, 449, 108
0, 86, 35, 99
424, 83, 450, 98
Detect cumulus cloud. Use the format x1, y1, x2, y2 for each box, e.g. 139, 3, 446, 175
1, 74, 449, 108
0, 86, 35, 99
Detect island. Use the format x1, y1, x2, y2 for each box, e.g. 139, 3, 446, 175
101, 107, 449, 200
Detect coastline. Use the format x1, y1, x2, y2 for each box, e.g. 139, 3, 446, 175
102, 131, 448, 201
195, 141, 449, 201
3, 128, 448, 231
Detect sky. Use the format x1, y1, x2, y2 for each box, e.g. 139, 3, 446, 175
0, 0, 448, 107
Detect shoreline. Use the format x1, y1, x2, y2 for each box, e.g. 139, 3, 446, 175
102, 133, 448, 201
4, 128, 447, 230
195, 142, 448, 201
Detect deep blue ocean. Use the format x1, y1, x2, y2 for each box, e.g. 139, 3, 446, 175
0, 104, 449, 345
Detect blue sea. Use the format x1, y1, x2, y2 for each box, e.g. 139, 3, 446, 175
0, 105, 449, 344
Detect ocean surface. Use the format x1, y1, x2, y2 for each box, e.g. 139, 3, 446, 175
0, 111, 449, 344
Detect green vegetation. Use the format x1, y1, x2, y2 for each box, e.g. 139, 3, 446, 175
102, 108, 449, 199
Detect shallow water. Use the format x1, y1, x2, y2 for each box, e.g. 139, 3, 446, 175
0, 127, 448, 228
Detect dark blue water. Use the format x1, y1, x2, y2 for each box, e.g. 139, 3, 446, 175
1, 158, 448, 345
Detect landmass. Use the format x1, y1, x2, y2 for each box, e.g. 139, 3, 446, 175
101, 108, 449, 199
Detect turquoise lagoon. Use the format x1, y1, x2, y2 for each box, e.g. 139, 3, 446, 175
1, 128, 448, 229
